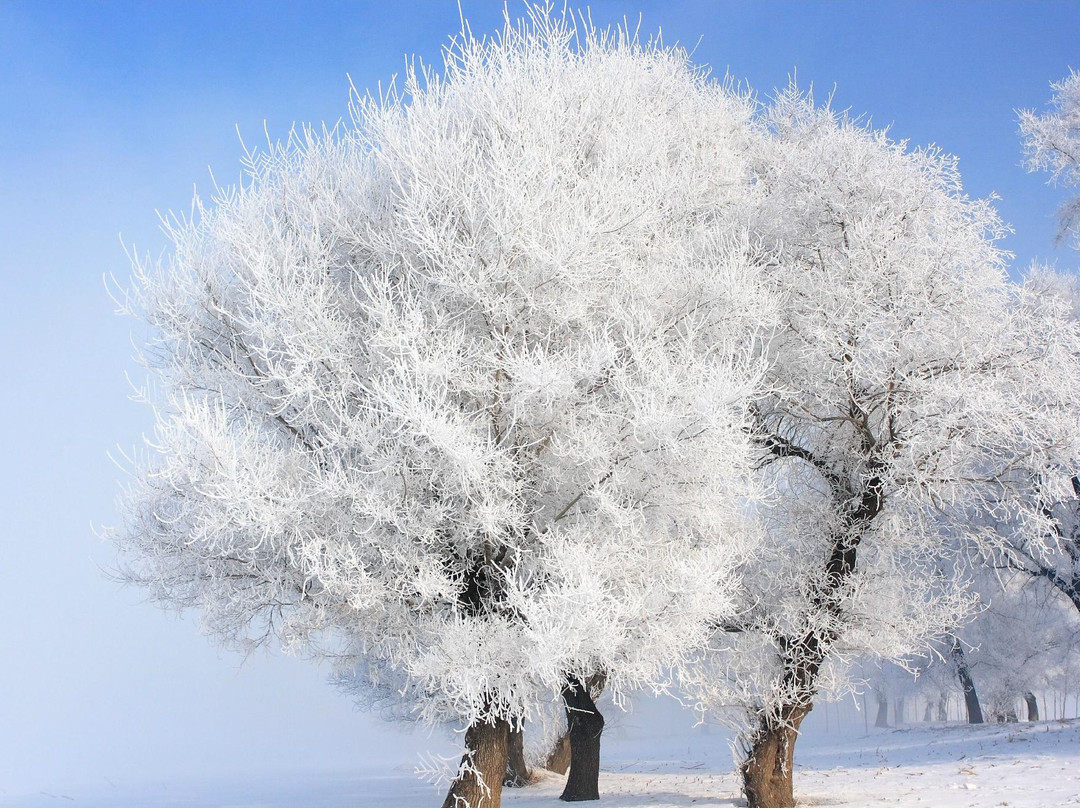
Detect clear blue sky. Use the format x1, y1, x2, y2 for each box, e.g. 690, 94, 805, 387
1, 0, 1078, 799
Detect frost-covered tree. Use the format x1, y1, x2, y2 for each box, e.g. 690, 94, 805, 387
1004, 270, 1080, 631
952, 572, 1080, 724
1015, 70, 1080, 628
109, 8, 774, 807
681, 88, 1080, 808
895, 567, 1080, 727
1020, 69, 1080, 248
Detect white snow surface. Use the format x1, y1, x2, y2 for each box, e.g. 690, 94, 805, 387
7, 716, 1080, 807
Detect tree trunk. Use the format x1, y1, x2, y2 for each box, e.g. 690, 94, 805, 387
735, 459, 881, 808
741, 703, 812, 808
442, 717, 511, 808
874, 694, 889, 728
544, 672, 606, 776
923, 701, 933, 722
559, 675, 604, 801
503, 726, 535, 787
951, 639, 984, 725
544, 732, 571, 774
937, 695, 948, 722
1025, 691, 1040, 722
894, 697, 905, 725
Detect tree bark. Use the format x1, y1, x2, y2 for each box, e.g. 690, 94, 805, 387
559, 675, 604, 801
951, 639, 984, 725
544, 732, 572, 774
874, 694, 889, 728
741, 703, 812, 808
442, 717, 511, 808
1025, 691, 1040, 722
544, 672, 606, 776
503, 726, 535, 787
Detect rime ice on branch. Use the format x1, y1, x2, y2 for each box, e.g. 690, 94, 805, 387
1020, 69, 1080, 248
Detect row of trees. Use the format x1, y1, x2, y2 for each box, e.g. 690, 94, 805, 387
863, 569, 1080, 728
108, 8, 1080, 808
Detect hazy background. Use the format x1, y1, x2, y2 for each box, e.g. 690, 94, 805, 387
2, 0, 1078, 801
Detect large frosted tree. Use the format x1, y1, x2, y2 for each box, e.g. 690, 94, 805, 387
681, 88, 1080, 808
1012, 73, 1080, 620
110, 9, 774, 807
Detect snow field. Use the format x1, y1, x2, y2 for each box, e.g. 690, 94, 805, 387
7, 720, 1080, 807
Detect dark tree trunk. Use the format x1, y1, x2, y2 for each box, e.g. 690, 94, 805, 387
544, 732, 571, 774
442, 717, 511, 808
741, 703, 812, 808
951, 639, 984, 725
937, 695, 948, 722
504, 726, 535, 787
1025, 691, 1040, 721
544, 673, 606, 776
560, 675, 604, 802
874, 694, 889, 728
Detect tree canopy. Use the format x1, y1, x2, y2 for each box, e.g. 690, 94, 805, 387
111, 10, 775, 806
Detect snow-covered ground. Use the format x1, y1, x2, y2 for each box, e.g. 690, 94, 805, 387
7, 718, 1080, 807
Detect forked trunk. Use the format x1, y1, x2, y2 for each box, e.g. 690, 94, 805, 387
503, 726, 535, 787
741, 703, 812, 808
442, 717, 511, 808
544, 732, 572, 774
560, 675, 604, 801
1025, 691, 1040, 722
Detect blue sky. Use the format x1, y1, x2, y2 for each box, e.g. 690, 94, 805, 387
1, 0, 1078, 798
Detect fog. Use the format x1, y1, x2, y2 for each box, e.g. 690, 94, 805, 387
2, 0, 1078, 800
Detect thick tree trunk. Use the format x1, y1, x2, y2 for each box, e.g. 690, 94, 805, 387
1025, 691, 1040, 722
560, 675, 604, 801
951, 639, 984, 725
544, 732, 572, 774
503, 726, 535, 787
741, 703, 812, 808
442, 717, 511, 808
544, 672, 606, 776
874, 694, 889, 728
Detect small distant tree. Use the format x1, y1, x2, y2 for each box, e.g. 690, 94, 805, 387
1020, 69, 1080, 248
952, 572, 1080, 724
681, 88, 1080, 808
110, 8, 773, 808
